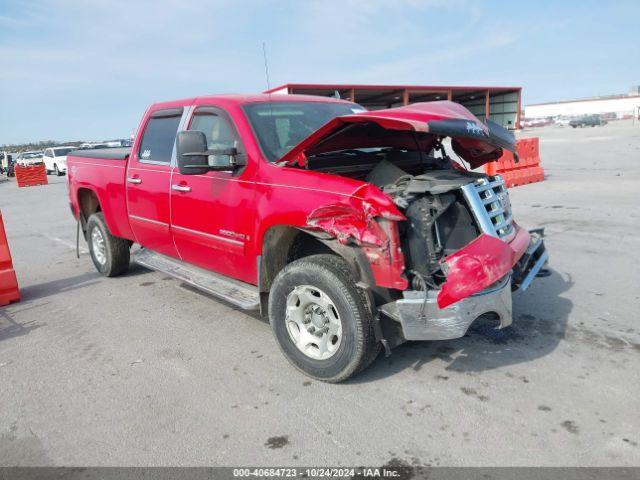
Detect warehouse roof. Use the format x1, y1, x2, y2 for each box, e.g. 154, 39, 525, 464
264, 83, 521, 106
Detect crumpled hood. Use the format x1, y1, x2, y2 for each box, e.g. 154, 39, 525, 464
279, 101, 516, 169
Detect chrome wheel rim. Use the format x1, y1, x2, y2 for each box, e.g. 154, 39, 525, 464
285, 285, 342, 360
91, 228, 106, 265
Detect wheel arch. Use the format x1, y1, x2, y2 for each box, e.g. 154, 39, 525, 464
77, 187, 102, 233
258, 225, 375, 295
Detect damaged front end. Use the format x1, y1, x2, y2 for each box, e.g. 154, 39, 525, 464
293, 101, 549, 344
381, 226, 549, 342
379, 174, 549, 342
307, 170, 549, 343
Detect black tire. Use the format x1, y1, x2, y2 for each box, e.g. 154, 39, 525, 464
54, 164, 62, 176
268, 254, 380, 383
86, 212, 130, 277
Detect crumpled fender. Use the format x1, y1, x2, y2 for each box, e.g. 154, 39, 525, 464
307, 204, 386, 247
307, 184, 408, 290
437, 226, 530, 308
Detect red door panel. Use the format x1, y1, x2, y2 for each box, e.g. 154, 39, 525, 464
126, 164, 178, 257
169, 106, 257, 283
125, 108, 183, 258
170, 170, 256, 283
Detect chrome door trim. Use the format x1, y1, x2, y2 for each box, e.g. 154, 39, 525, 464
129, 214, 169, 227
171, 224, 244, 246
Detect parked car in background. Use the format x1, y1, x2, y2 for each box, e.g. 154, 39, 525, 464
43, 146, 76, 176
521, 118, 552, 129
554, 116, 572, 127
15, 151, 44, 166
80, 142, 111, 149
570, 115, 607, 128
1, 152, 15, 177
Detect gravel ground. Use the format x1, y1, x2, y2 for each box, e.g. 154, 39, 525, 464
0, 121, 639, 467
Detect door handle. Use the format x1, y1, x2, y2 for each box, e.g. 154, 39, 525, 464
127, 177, 142, 184
171, 184, 191, 193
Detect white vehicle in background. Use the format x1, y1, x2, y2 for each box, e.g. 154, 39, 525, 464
15, 151, 44, 166
554, 116, 572, 127
43, 146, 76, 176
1, 152, 15, 177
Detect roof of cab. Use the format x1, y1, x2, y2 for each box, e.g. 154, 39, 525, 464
149, 93, 355, 111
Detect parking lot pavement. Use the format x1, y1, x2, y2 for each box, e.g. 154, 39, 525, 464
1, 122, 639, 467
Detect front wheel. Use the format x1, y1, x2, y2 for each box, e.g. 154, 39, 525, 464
54, 164, 62, 176
86, 212, 130, 277
268, 254, 380, 383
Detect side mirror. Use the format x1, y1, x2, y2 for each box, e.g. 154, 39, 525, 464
176, 131, 243, 175
176, 130, 210, 175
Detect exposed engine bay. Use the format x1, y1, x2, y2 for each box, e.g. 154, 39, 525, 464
306, 148, 490, 292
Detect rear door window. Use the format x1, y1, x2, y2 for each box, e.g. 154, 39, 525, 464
138, 110, 183, 163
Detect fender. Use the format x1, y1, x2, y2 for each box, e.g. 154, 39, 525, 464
306, 184, 408, 291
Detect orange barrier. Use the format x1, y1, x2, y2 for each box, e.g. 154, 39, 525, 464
486, 137, 545, 187
0, 210, 20, 306
15, 163, 48, 187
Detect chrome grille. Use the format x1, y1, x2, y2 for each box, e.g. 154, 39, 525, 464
461, 175, 515, 241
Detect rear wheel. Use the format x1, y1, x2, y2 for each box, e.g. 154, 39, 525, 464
268, 254, 379, 383
86, 213, 130, 277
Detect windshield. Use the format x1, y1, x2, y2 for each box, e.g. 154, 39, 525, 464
53, 147, 74, 156
23, 152, 42, 159
243, 101, 365, 162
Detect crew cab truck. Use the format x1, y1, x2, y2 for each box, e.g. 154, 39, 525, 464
67, 94, 549, 382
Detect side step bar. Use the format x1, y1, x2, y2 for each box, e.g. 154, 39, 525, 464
133, 249, 260, 310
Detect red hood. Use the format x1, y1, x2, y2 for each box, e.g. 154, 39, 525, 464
279, 101, 516, 169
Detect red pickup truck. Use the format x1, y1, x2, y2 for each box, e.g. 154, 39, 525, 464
67, 94, 548, 382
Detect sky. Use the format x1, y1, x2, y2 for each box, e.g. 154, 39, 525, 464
1, 0, 639, 144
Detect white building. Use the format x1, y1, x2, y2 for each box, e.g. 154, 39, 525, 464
525, 93, 640, 119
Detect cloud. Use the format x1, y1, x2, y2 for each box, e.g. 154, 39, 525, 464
1, 0, 638, 143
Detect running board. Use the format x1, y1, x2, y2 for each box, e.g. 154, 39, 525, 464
133, 249, 260, 310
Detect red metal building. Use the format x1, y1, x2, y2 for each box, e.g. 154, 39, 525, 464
265, 83, 522, 129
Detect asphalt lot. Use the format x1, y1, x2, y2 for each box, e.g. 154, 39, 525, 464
1, 121, 639, 467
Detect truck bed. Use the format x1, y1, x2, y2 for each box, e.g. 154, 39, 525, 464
67, 149, 133, 240
68, 147, 131, 161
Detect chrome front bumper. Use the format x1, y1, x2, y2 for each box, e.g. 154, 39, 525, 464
380, 233, 548, 342
381, 276, 512, 341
